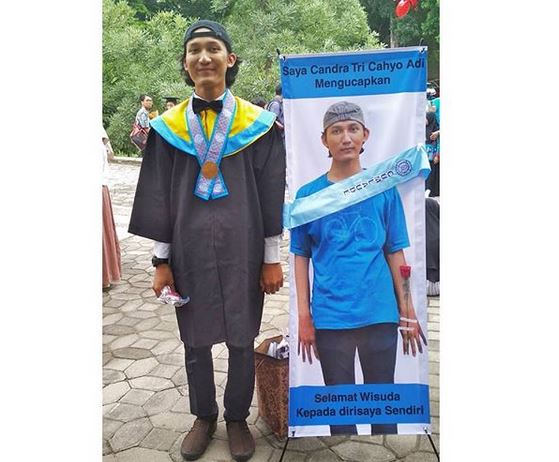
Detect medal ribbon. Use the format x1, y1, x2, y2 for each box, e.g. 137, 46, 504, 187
186, 90, 236, 200
283, 145, 431, 229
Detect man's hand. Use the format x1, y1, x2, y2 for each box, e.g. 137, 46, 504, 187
429, 130, 439, 141
260, 263, 283, 294
399, 299, 428, 356
153, 264, 174, 297
298, 313, 319, 364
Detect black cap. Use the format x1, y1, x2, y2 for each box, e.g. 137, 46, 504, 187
164, 96, 178, 104
183, 20, 233, 52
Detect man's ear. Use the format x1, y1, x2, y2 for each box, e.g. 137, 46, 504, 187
227, 53, 237, 68
321, 132, 329, 150
363, 127, 370, 142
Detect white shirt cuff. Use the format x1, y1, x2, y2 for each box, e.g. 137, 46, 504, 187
264, 234, 282, 264
154, 241, 171, 258
154, 236, 280, 263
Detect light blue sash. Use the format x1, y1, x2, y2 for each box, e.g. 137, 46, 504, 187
283, 145, 430, 229
186, 90, 236, 200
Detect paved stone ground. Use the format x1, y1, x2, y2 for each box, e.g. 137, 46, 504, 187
103, 160, 440, 462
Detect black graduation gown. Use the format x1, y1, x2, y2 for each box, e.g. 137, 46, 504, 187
128, 126, 286, 348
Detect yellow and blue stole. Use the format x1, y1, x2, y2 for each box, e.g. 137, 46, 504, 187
150, 90, 276, 200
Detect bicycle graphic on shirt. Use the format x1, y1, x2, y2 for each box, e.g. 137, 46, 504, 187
322, 210, 379, 245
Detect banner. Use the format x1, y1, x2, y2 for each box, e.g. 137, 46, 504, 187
282, 47, 431, 437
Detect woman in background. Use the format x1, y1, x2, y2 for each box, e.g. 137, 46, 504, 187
102, 128, 121, 290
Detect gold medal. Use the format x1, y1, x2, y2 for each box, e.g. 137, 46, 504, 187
201, 161, 218, 179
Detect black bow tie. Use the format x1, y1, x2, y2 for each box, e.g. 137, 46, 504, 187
192, 97, 223, 114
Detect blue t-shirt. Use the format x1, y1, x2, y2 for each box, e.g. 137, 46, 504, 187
290, 173, 410, 330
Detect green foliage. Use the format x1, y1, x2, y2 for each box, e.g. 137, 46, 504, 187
103, 0, 386, 153
209, 0, 235, 20
224, 0, 381, 102
359, 0, 439, 79
359, 0, 393, 47
124, 0, 222, 21
103, 0, 195, 154
392, 0, 439, 80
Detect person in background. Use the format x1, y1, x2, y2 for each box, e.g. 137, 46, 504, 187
103, 126, 115, 162
425, 197, 440, 296
131, 95, 154, 156
164, 96, 178, 111
102, 128, 121, 290
266, 84, 284, 135
136, 94, 153, 130
426, 86, 437, 112
425, 111, 440, 197
251, 96, 267, 109
426, 83, 440, 120
431, 95, 440, 126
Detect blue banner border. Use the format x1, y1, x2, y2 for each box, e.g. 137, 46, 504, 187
289, 383, 431, 426
281, 47, 428, 99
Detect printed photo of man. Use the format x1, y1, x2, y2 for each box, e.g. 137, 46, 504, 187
290, 101, 427, 436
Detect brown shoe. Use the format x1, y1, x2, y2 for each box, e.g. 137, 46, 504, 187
180, 418, 217, 460
226, 421, 255, 462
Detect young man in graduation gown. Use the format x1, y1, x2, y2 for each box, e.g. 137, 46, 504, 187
128, 20, 286, 462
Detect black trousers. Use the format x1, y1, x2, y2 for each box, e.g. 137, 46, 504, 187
426, 160, 440, 197
184, 343, 255, 422
315, 323, 398, 435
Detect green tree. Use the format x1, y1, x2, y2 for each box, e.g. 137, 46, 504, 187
124, 0, 222, 21
359, 0, 439, 80
224, 0, 381, 101
359, 0, 394, 47
103, 0, 382, 155
103, 0, 194, 154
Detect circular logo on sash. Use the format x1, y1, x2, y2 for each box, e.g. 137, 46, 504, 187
395, 160, 412, 176
201, 161, 219, 179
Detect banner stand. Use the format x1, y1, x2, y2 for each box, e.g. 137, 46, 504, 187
278, 438, 290, 462
278, 431, 438, 462
424, 427, 440, 461
280, 45, 434, 452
